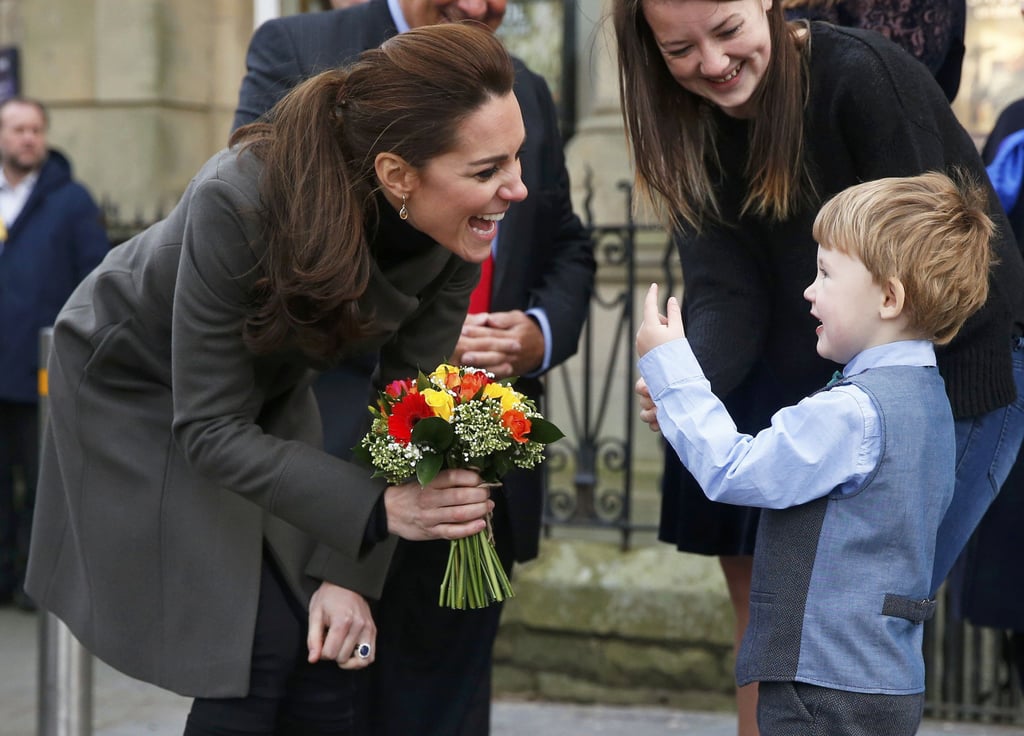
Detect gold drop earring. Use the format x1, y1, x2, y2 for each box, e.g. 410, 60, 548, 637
399, 194, 409, 221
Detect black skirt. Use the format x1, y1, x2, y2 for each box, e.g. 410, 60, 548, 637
658, 445, 760, 556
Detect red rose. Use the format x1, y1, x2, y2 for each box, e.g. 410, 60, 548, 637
501, 409, 531, 444
389, 392, 433, 444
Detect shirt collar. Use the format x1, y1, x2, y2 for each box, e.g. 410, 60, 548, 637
387, 0, 411, 33
843, 340, 937, 378
0, 168, 39, 192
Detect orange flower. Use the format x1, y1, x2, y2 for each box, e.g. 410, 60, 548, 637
458, 371, 490, 401
501, 409, 531, 444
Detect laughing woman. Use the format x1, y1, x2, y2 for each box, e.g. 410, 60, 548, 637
25, 23, 526, 736
613, 1, 1024, 733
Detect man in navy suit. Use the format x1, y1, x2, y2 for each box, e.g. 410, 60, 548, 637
233, 3, 595, 733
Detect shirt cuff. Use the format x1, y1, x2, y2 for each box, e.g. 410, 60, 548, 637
637, 338, 703, 398
524, 308, 553, 377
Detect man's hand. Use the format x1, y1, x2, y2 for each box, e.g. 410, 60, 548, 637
383, 468, 494, 541
307, 582, 376, 670
636, 283, 684, 358
452, 310, 544, 378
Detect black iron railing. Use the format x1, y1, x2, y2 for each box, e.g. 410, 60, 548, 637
542, 175, 670, 549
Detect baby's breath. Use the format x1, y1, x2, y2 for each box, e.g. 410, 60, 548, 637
452, 401, 512, 457
359, 431, 421, 484
511, 440, 545, 468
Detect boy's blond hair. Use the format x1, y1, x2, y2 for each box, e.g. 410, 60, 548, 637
813, 171, 995, 345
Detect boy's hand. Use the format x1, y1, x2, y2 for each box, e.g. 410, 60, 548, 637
636, 283, 684, 358
635, 377, 660, 433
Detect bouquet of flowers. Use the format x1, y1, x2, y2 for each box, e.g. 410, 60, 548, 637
354, 363, 564, 609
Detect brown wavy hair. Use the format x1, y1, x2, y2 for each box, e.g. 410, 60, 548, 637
229, 22, 515, 361
612, 0, 812, 231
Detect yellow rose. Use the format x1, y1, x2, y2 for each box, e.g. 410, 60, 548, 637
429, 364, 461, 390
421, 388, 454, 421
482, 383, 521, 414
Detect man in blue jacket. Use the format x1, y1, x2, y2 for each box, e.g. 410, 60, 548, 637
0, 96, 109, 610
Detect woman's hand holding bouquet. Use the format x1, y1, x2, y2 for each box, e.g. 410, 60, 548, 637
355, 363, 563, 609
382, 468, 494, 541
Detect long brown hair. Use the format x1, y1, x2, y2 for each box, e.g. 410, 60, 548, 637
230, 23, 515, 361
613, 0, 812, 231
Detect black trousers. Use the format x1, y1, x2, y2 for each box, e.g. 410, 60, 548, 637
184, 555, 358, 736
363, 538, 508, 736
0, 401, 38, 595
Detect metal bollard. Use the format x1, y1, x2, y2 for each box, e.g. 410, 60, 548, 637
37, 326, 93, 736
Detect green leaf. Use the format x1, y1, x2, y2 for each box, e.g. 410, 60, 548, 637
416, 452, 444, 486
527, 417, 565, 444
417, 370, 432, 391
411, 416, 455, 451
492, 452, 514, 479
350, 442, 372, 467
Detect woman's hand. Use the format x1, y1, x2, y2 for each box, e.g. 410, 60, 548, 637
383, 468, 494, 541
307, 582, 376, 670
635, 376, 661, 433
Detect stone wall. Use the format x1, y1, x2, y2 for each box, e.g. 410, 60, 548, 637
12, 0, 251, 221
493, 539, 739, 713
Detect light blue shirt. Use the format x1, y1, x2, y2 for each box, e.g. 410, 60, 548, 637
385, 0, 552, 376
638, 339, 937, 509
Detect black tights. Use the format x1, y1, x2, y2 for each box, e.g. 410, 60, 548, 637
183, 556, 358, 736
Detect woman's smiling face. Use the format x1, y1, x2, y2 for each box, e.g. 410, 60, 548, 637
402, 91, 528, 263
642, 0, 773, 119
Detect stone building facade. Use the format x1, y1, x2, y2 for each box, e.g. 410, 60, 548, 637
0, 1, 253, 220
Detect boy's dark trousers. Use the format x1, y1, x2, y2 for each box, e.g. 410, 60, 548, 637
757, 681, 924, 736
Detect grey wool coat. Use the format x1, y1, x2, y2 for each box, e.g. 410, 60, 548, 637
24, 147, 478, 698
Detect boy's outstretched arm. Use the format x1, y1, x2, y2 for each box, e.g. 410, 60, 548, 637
636, 283, 685, 358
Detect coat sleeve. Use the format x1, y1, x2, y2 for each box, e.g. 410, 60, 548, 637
830, 44, 1022, 356
673, 221, 770, 398
232, 19, 306, 131
306, 254, 480, 596
170, 173, 387, 568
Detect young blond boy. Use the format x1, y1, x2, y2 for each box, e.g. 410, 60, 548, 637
636, 172, 994, 736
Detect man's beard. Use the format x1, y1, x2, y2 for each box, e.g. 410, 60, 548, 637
3, 152, 44, 176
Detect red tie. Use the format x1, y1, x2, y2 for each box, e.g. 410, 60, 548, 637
468, 250, 493, 314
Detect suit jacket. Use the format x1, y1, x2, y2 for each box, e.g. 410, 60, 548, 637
233, 2, 595, 562
24, 147, 478, 697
